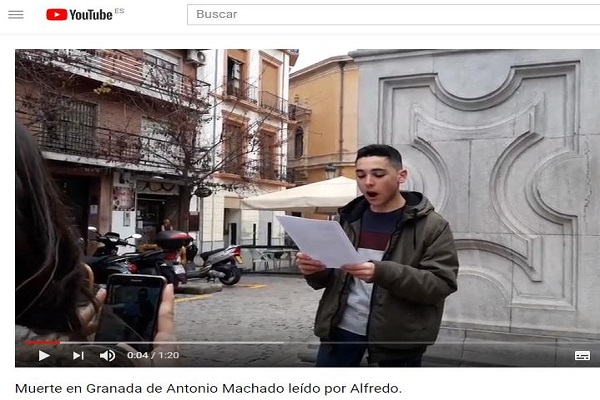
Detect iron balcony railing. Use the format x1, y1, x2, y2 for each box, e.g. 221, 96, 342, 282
222, 76, 307, 120
23, 116, 195, 171
22, 115, 293, 182
17, 49, 211, 101
259, 90, 288, 117
224, 78, 259, 105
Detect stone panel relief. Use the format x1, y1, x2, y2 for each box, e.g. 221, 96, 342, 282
443, 266, 512, 329
378, 61, 587, 327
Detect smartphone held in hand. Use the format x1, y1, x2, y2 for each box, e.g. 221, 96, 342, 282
94, 274, 167, 352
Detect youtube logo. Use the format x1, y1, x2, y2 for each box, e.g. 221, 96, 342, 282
44, 8, 115, 21
46, 8, 68, 21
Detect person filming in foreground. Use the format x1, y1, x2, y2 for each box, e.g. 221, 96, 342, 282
296, 144, 459, 367
15, 120, 178, 367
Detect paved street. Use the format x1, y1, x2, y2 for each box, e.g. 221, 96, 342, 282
173, 274, 322, 367
172, 274, 600, 368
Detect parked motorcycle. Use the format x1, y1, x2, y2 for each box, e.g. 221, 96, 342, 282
88, 226, 141, 256
187, 245, 243, 286
83, 227, 141, 284
122, 248, 185, 288
130, 230, 191, 289
184, 240, 198, 267
83, 253, 133, 284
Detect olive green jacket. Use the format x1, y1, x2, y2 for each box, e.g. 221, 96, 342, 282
305, 191, 459, 363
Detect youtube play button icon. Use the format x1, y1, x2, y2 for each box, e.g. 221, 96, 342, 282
46, 8, 68, 21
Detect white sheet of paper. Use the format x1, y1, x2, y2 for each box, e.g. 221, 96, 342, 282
276, 215, 369, 268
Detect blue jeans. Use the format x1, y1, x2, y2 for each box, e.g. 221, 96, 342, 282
316, 328, 424, 367
316, 328, 368, 367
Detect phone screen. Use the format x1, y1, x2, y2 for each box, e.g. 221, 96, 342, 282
95, 274, 166, 352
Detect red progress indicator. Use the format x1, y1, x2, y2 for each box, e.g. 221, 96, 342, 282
25, 340, 61, 345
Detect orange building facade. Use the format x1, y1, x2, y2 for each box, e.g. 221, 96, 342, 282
288, 55, 359, 185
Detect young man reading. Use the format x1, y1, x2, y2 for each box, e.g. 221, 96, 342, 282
297, 144, 459, 367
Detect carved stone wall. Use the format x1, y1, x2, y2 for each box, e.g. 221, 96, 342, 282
352, 50, 600, 356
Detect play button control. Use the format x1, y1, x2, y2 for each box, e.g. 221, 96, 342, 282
38, 350, 50, 361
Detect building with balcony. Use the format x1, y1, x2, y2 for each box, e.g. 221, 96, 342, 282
287, 55, 359, 217
191, 49, 298, 251
15, 49, 211, 249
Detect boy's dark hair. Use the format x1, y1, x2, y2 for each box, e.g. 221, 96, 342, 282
355, 144, 403, 169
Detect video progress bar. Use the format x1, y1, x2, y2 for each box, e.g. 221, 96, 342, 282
56, 341, 600, 345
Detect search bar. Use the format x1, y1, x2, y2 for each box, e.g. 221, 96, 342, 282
187, 4, 600, 25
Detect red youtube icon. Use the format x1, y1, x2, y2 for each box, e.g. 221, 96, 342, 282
46, 8, 68, 21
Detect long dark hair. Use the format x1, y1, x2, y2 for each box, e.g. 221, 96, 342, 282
15, 119, 95, 333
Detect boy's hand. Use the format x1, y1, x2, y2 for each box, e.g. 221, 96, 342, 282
341, 262, 376, 282
296, 252, 327, 275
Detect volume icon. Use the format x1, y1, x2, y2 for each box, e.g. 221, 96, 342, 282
99, 349, 116, 362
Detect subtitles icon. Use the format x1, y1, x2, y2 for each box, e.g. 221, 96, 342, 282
99, 349, 116, 362
574, 351, 591, 361
46, 8, 67, 21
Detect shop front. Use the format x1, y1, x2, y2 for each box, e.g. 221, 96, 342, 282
135, 178, 181, 244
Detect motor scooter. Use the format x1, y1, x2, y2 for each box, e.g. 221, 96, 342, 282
83, 254, 133, 284
120, 248, 185, 287
83, 227, 141, 284
88, 226, 142, 256
187, 245, 243, 285
128, 230, 191, 289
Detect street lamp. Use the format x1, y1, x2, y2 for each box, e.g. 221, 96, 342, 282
324, 163, 337, 179
194, 186, 213, 254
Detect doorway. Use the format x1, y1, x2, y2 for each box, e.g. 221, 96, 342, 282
55, 176, 91, 240
223, 208, 242, 246
136, 196, 167, 244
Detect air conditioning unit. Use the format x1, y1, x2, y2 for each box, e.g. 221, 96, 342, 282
186, 50, 206, 66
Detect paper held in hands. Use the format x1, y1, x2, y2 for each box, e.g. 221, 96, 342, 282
276, 215, 369, 268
